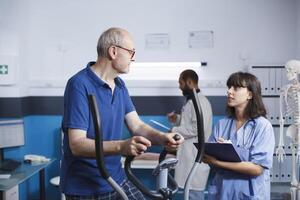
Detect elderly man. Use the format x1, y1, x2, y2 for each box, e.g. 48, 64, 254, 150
60, 27, 183, 200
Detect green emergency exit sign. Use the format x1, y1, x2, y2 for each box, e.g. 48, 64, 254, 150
0, 65, 8, 75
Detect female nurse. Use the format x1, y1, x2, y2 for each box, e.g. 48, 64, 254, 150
203, 72, 275, 200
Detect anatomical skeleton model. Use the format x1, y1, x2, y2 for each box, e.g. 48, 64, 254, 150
276, 60, 300, 189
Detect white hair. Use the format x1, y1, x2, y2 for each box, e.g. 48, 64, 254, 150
96, 27, 126, 58
285, 60, 300, 73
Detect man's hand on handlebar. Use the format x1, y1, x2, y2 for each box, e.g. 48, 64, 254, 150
163, 133, 184, 151
120, 136, 151, 156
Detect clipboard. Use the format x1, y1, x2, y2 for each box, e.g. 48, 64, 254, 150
194, 142, 241, 162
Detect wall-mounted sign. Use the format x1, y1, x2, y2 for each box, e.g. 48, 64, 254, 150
0, 65, 8, 75
145, 33, 170, 50
188, 31, 214, 49
0, 55, 17, 85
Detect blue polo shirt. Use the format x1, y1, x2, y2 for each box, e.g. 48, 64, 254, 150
60, 62, 135, 195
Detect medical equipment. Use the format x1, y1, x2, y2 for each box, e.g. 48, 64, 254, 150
183, 89, 205, 200
0, 120, 24, 162
89, 87, 206, 199
89, 95, 128, 200
0, 174, 11, 179
125, 88, 206, 200
24, 154, 50, 163
90, 93, 178, 200
125, 136, 179, 200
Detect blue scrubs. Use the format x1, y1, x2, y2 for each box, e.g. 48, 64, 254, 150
208, 116, 275, 200
60, 62, 135, 195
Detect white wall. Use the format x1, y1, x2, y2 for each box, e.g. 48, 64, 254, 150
0, 0, 298, 96
297, 0, 300, 59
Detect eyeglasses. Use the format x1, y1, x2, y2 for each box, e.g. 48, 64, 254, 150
115, 45, 135, 60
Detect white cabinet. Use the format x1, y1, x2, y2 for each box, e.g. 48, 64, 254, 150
2, 185, 18, 200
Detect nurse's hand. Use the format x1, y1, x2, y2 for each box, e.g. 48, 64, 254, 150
217, 137, 225, 143
202, 154, 218, 166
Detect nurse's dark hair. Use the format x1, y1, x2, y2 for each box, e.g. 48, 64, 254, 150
226, 72, 266, 119
97, 27, 125, 58
180, 69, 198, 84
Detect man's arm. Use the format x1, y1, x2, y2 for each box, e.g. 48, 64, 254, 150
68, 128, 151, 157
125, 111, 184, 148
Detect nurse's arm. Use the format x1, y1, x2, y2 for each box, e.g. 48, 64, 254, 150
202, 154, 263, 176
68, 128, 151, 157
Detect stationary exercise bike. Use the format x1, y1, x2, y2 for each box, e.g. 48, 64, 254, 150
89, 94, 179, 200
125, 88, 205, 200
183, 89, 205, 200
89, 95, 128, 200
89, 88, 205, 200
124, 136, 180, 200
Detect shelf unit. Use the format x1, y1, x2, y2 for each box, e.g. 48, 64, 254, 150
250, 65, 291, 183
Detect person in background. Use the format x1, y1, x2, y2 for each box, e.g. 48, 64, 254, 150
167, 69, 213, 200
60, 27, 184, 200
203, 72, 275, 200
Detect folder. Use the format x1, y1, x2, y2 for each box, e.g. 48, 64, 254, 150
194, 142, 241, 162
